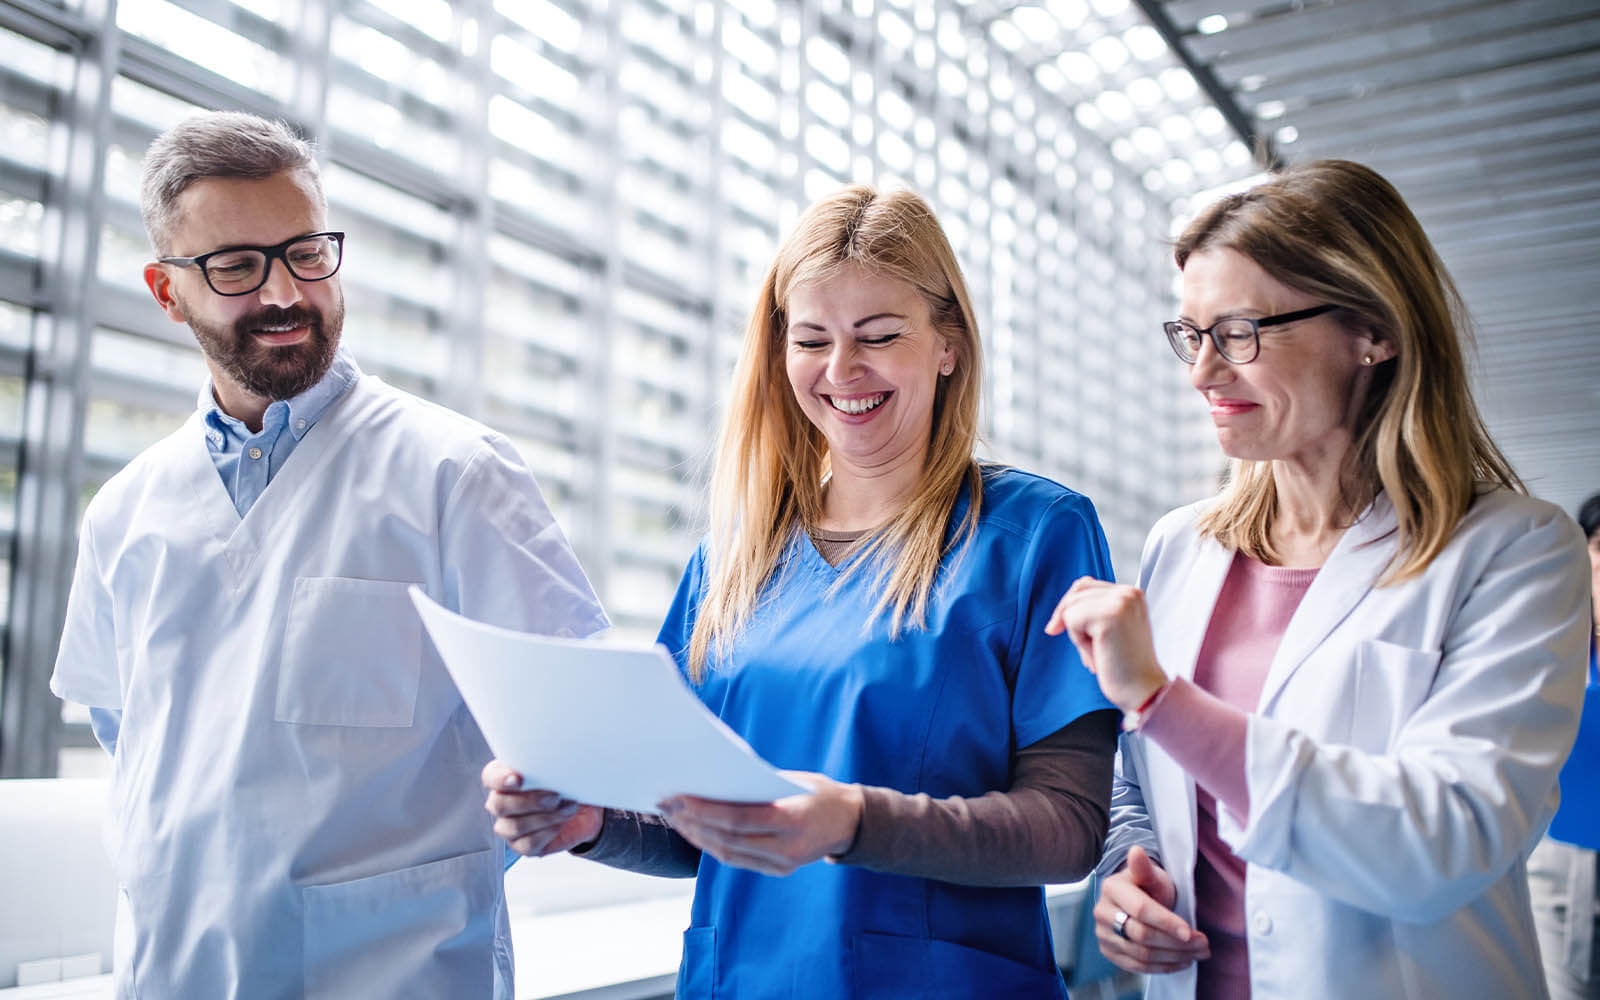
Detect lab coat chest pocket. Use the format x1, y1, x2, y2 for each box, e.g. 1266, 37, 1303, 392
1348, 639, 1441, 751
276, 577, 422, 727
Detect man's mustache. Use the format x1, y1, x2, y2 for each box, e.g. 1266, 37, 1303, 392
234, 306, 323, 335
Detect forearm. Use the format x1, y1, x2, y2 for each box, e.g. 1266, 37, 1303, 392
837, 709, 1118, 886
572, 809, 701, 878
1141, 677, 1250, 816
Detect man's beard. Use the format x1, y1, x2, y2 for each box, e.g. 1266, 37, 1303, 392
186, 295, 344, 402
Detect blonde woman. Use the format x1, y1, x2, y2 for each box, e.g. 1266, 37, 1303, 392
1049, 160, 1592, 999
485, 187, 1118, 997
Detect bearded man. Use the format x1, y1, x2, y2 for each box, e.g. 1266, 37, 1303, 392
50, 111, 608, 999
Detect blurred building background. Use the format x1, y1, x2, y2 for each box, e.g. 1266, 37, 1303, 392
0, 0, 1595, 784
0, 0, 1596, 996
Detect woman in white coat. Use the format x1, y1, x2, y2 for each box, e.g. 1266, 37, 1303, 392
1048, 159, 1592, 999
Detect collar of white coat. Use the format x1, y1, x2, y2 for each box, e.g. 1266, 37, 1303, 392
196, 348, 363, 444
1164, 492, 1398, 712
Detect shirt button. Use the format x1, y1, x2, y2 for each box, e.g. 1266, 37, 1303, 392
248, 447, 264, 460
1252, 911, 1273, 936
295, 419, 307, 430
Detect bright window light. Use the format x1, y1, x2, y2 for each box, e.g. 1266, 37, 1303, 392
1190, 148, 1221, 175
1275, 125, 1299, 144
1096, 89, 1133, 122
1128, 76, 1163, 108
1160, 113, 1195, 143
1047, 0, 1089, 29
878, 10, 914, 49
1193, 106, 1227, 135
1009, 6, 1060, 42
1132, 125, 1165, 157
1159, 66, 1198, 101
1197, 14, 1228, 35
877, 89, 913, 131
805, 36, 850, 86
1075, 102, 1103, 131
723, 20, 777, 76
989, 20, 1025, 50
1124, 25, 1166, 61
497, 0, 581, 53
1091, 0, 1128, 16
806, 81, 850, 128
1033, 63, 1067, 92
1088, 35, 1129, 73
1058, 50, 1100, 87
1255, 99, 1287, 120
370, 0, 453, 42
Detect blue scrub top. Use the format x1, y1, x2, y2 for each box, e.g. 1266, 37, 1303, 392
657, 466, 1116, 999
1548, 641, 1600, 850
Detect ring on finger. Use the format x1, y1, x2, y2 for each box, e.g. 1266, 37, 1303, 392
1113, 909, 1131, 939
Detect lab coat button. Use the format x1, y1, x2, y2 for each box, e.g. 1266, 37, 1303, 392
1252, 912, 1272, 936
248, 447, 263, 460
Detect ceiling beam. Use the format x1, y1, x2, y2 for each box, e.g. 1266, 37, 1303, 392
1128, 0, 1277, 167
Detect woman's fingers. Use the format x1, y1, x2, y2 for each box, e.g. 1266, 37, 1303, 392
1100, 875, 1205, 948
481, 759, 522, 792
1093, 866, 1209, 974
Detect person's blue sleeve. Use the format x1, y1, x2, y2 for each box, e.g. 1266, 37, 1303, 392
1008, 491, 1119, 748
655, 541, 708, 679
88, 707, 122, 757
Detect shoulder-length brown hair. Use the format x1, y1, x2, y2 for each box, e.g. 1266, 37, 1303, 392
1178, 159, 1520, 580
687, 186, 984, 680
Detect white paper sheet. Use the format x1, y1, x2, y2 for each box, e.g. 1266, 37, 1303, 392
410, 587, 808, 812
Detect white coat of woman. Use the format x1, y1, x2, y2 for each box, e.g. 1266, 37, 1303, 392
1046, 159, 1592, 1000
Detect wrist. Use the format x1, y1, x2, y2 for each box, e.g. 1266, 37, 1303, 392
826, 784, 866, 860
1121, 678, 1172, 732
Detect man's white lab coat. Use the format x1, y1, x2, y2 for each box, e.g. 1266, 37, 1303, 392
52, 370, 608, 999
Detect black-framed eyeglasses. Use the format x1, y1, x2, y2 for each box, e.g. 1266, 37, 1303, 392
159, 231, 345, 297
1163, 303, 1338, 365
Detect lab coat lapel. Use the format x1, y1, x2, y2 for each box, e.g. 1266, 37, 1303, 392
197, 379, 372, 584
1154, 534, 1234, 683
1256, 495, 1397, 713
1145, 527, 1233, 878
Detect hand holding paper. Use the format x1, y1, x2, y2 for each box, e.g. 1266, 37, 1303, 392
410, 587, 807, 814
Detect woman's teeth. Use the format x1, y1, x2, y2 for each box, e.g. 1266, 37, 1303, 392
829, 393, 887, 415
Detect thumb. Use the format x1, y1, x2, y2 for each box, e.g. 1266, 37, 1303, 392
1127, 845, 1176, 907
1127, 846, 1158, 886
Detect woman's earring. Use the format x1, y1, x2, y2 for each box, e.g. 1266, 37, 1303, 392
1361, 354, 1374, 366
940, 362, 954, 376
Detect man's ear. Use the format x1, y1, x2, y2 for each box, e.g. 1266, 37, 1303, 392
143, 262, 187, 323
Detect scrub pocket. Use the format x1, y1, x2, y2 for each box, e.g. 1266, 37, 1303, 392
276, 576, 422, 727
678, 926, 716, 999
852, 931, 1067, 998
1348, 639, 1441, 751
301, 848, 496, 999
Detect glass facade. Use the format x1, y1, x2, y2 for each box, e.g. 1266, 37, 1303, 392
0, 0, 1244, 779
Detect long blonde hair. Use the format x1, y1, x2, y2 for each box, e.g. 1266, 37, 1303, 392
687, 186, 984, 680
1179, 159, 1521, 581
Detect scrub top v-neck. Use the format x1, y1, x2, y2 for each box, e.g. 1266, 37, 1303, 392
659, 466, 1115, 999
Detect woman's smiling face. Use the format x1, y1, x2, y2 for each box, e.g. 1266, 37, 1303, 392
784, 264, 953, 477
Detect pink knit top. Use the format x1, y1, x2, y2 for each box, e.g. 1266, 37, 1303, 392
1142, 554, 1319, 1000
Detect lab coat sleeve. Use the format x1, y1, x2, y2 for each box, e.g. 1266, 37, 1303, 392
50, 515, 123, 710
1009, 491, 1119, 748
439, 436, 609, 638
1097, 735, 1163, 877
1219, 506, 1591, 924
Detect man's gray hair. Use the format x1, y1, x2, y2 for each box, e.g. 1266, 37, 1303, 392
140, 111, 323, 254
